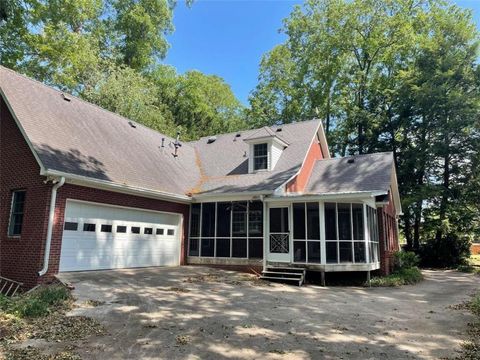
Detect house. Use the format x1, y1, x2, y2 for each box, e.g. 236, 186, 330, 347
0, 66, 401, 288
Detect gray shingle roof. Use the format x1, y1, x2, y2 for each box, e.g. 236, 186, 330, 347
305, 152, 394, 194
0, 66, 201, 196
189, 120, 321, 195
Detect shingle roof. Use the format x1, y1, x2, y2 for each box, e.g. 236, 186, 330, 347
305, 152, 394, 194
0, 65, 201, 196
189, 120, 321, 195
0, 66, 324, 198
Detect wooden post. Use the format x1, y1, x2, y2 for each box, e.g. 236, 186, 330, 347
366, 270, 371, 287
321, 271, 326, 287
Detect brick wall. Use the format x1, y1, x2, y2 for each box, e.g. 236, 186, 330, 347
1, 97, 190, 288
378, 192, 399, 275
471, 244, 480, 255
0, 97, 52, 288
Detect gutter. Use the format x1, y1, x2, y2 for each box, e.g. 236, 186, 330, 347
264, 190, 388, 202
38, 176, 65, 276
41, 169, 192, 204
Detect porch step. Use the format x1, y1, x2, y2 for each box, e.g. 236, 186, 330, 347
260, 266, 306, 286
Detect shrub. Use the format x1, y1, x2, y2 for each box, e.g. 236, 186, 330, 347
418, 233, 471, 268
393, 251, 420, 270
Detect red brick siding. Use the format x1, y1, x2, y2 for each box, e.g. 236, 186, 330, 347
1, 97, 190, 287
471, 244, 480, 255
286, 137, 323, 193
378, 191, 399, 275
0, 97, 52, 288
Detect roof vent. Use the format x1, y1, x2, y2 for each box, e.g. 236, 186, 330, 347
235, 133, 241, 137
61, 93, 71, 102
207, 136, 217, 144
276, 127, 282, 132
347, 158, 355, 164
128, 121, 137, 128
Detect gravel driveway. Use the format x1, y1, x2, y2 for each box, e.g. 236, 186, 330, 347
57, 267, 478, 360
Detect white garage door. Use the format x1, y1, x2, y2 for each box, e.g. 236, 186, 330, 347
59, 200, 182, 272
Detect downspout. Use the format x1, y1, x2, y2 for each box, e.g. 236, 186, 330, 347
38, 177, 65, 276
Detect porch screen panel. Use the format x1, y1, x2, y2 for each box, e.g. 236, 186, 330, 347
325, 203, 338, 263
293, 203, 306, 240
189, 204, 201, 256
189, 201, 263, 260
202, 203, 215, 237
248, 201, 263, 259
216, 202, 231, 237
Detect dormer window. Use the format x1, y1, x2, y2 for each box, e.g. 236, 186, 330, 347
244, 126, 290, 173
253, 143, 268, 170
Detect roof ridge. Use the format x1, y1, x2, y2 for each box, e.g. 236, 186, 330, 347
0, 65, 187, 146
188, 118, 321, 143
316, 151, 394, 162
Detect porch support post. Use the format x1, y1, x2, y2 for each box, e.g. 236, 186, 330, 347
366, 270, 371, 287
321, 271, 326, 287
262, 197, 268, 271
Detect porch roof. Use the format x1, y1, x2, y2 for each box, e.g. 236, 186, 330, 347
305, 152, 394, 195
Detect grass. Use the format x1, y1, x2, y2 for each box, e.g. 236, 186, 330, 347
470, 254, 480, 266
457, 254, 480, 274
369, 267, 423, 287
0, 285, 71, 318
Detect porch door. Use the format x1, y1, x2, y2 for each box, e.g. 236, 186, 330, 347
267, 206, 290, 262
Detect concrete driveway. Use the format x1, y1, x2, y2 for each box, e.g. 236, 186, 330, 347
58, 267, 479, 360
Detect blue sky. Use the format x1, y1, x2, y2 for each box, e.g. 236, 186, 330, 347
164, 0, 480, 105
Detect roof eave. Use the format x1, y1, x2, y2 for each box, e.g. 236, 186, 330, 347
264, 190, 388, 202
42, 169, 192, 204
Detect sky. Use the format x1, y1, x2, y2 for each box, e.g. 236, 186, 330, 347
164, 0, 480, 105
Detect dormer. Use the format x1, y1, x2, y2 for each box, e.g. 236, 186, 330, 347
243, 127, 289, 173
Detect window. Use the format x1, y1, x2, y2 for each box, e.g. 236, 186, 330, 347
64, 222, 78, 231
156, 228, 164, 235
101, 224, 112, 233
83, 223, 96, 232
188, 201, 264, 259
167, 229, 175, 236
144, 227, 153, 235
131, 226, 140, 234
117, 225, 127, 233
8, 190, 26, 236
253, 143, 268, 170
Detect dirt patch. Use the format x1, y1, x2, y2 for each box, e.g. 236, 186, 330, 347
0, 292, 105, 360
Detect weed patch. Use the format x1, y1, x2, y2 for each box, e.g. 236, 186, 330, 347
369, 267, 423, 287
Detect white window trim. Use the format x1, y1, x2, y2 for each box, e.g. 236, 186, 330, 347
7, 190, 26, 238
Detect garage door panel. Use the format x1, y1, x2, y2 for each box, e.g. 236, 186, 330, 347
60, 201, 181, 272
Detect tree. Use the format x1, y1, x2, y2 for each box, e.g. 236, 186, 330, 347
249, 0, 480, 248
149, 67, 246, 140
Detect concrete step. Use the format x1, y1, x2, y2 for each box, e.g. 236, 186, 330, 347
260, 276, 303, 286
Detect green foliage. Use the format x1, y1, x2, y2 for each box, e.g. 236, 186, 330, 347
369, 267, 423, 287
393, 251, 420, 270
2, 285, 71, 318
418, 233, 472, 268
249, 0, 480, 245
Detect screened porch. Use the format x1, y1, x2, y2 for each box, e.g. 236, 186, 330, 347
187, 199, 381, 271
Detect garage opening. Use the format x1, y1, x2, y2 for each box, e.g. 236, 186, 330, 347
59, 200, 182, 272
